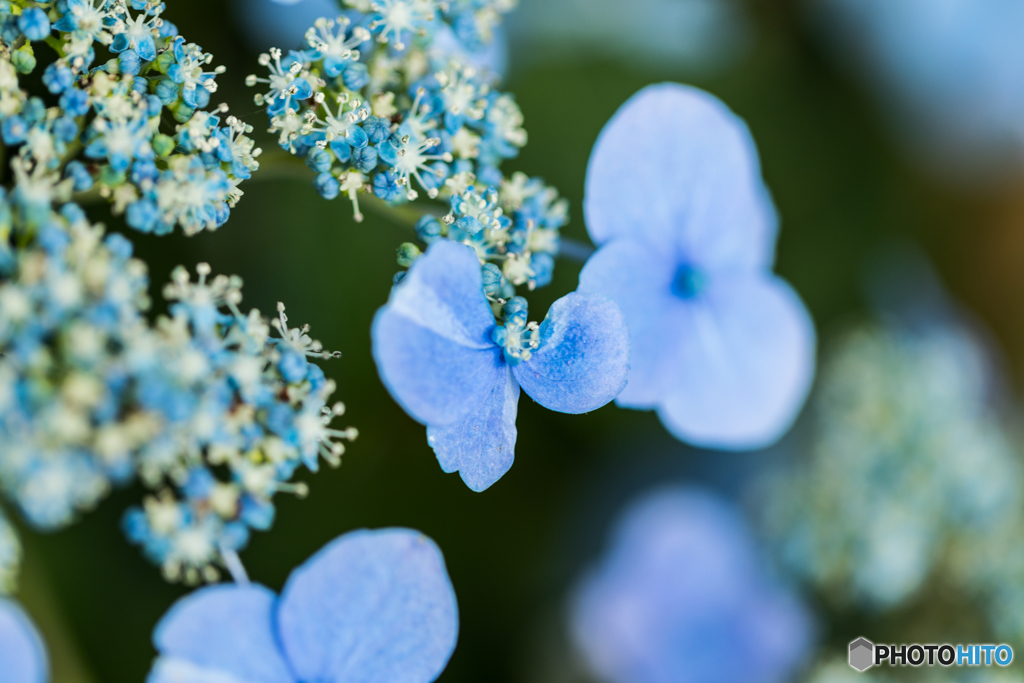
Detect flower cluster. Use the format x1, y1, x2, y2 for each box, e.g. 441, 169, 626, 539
406, 173, 567, 294
0, 198, 354, 584
761, 321, 1024, 629
0, 0, 259, 235
252, 1, 531, 213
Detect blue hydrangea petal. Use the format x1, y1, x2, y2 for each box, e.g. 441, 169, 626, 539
427, 367, 519, 492
277, 528, 459, 683
0, 599, 47, 683
512, 293, 630, 414
372, 241, 505, 426
570, 488, 812, 683
584, 83, 776, 271
150, 584, 295, 683
656, 274, 815, 450
578, 239, 681, 407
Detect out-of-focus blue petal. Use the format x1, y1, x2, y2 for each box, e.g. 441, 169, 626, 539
512, 293, 630, 414
655, 274, 815, 450
150, 584, 295, 683
372, 241, 505, 426
428, 367, 519, 492
233, 0, 341, 52
578, 239, 679, 407
570, 487, 812, 683
584, 83, 776, 271
0, 599, 47, 683
430, 22, 508, 78
277, 528, 458, 683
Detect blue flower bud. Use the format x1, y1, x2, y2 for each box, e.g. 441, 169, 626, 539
17, 7, 50, 41
1, 116, 26, 145
119, 49, 142, 76
373, 169, 403, 201
481, 263, 504, 296
352, 145, 378, 173
342, 62, 369, 90
59, 88, 89, 117
306, 146, 333, 173
502, 297, 529, 323
415, 216, 443, 244
42, 62, 73, 93
314, 172, 340, 200
530, 253, 555, 288
363, 116, 391, 144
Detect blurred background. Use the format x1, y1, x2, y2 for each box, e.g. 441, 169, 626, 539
19, 0, 1024, 681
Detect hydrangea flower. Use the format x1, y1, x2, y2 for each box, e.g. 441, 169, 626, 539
148, 528, 458, 683
761, 320, 1022, 615
578, 84, 815, 450
372, 240, 629, 491
0, 598, 47, 683
0, 198, 355, 584
570, 487, 812, 683
0, 1, 258, 235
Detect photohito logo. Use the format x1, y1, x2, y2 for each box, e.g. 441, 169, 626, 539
848, 638, 1013, 671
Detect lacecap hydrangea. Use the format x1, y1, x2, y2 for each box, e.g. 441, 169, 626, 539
761, 320, 1023, 624
0, 0, 260, 236
0, 196, 355, 584
256, 1, 631, 491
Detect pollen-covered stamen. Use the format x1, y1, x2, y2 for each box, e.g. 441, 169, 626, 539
296, 401, 358, 467
305, 92, 370, 142
339, 170, 365, 222
492, 299, 541, 365
393, 134, 452, 200
247, 48, 303, 107
305, 16, 371, 61
272, 302, 341, 360
175, 42, 225, 99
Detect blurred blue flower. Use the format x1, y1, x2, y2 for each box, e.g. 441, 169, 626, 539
570, 487, 812, 683
148, 528, 458, 683
0, 598, 47, 683
373, 240, 629, 491
814, 0, 1024, 183
233, 0, 342, 52
579, 84, 816, 451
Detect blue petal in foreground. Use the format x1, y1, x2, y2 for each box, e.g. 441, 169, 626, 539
0, 599, 47, 683
578, 239, 679, 408
372, 241, 504, 426
584, 83, 776, 271
429, 368, 519, 492
513, 293, 630, 414
656, 274, 815, 450
150, 584, 294, 683
277, 528, 458, 683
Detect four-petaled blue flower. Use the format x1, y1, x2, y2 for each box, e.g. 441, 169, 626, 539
579, 83, 815, 450
373, 240, 630, 492
570, 487, 812, 683
148, 528, 458, 683
0, 598, 47, 683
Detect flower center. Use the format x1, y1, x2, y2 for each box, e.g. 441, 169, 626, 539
671, 264, 707, 300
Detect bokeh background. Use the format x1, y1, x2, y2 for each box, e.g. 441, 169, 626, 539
18, 0, 1024, 680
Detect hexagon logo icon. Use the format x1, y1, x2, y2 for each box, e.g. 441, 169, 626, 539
849, 637, 874, 671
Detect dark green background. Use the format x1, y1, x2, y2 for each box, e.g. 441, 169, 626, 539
17, 1, 1024, 681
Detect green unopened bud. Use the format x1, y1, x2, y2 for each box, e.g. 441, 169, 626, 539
171, 103, 195, 124
98, 165, 126, 188
11, 45, 35, 74
152, 134, 176, 157
153, 50, 176, 74
396, 242, 421, 268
